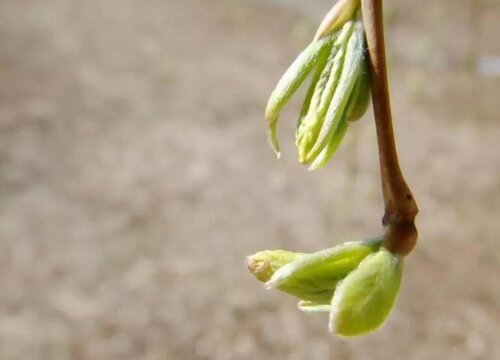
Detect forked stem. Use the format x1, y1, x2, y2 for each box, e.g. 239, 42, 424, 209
361, 0, 418, 255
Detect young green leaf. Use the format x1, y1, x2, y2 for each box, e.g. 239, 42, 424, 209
304, 19, 366, 163
296, 21, 354, 163
307, 118, 349, 170
266, 37, 333, 156
296, 41, 334, 131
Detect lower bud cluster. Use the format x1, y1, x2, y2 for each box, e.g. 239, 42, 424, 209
246, 238, 404, 337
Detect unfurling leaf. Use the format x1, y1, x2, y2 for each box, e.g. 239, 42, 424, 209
265, 37, 333, 156
265, 4, 370, 169
302, 18, 367, 165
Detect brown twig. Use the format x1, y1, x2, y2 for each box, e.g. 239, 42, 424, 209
361, 0, 418, 255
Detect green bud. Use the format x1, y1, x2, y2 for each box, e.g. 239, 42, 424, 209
265, 238, 382, 303
329, 248, 404, 337
245, 238, 407, 337
246, 249, 332, 302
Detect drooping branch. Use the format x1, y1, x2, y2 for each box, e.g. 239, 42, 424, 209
361, 0, 418, 255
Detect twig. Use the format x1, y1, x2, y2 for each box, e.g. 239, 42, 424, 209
361, 0, 418, 255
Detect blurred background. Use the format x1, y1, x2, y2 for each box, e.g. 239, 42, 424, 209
0, 0, 499, 359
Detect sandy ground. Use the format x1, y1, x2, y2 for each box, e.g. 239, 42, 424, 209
0, 0, 499, 359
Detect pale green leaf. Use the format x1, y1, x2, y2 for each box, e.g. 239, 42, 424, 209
304, 19, 366, 163
296, 22, 353, 162
345, 61, 371, 122
307, 118, 349, 170
266, 37, 333, 155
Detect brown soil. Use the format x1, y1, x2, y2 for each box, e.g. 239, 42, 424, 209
0, 0, 499, 359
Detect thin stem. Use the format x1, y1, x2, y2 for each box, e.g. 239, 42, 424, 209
361, 0, 418, 254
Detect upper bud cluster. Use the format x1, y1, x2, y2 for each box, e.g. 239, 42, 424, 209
265, 0, 370, 170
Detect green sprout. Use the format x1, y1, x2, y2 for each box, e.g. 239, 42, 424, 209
247, 0, 419, 339
265, 2, 370, 170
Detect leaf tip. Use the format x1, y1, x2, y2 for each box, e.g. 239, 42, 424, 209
266, 118, 282, 156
